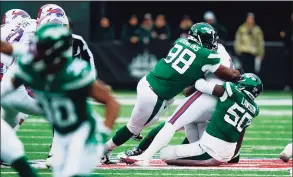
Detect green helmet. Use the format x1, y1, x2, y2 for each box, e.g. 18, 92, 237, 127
188, 22, 219, 50
236, 73, 263, 100
33, 23, 72, 73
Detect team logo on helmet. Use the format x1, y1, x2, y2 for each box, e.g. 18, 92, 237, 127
11, 11, 30, 20
2, 9, 31, 24
46, 8, 65, 17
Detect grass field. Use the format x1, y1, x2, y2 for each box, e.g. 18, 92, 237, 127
1, 91, 292, 177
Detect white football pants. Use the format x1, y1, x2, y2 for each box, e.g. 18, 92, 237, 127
127, 76, 172, 135
0, 118, 25, 164
52, 121, 104, 177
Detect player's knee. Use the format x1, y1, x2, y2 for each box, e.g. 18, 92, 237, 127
126, 123, 142, 135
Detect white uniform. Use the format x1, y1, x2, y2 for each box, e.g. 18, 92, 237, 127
1, 118, 25, 164
183, 44, 234, 143
131, 44, 235, 163
1, 19, 43, 128
126, 76, 172, 135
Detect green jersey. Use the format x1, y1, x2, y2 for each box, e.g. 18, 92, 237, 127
206, 82, 260, 143
15, 57, 96, 135
146, 38, 221, 100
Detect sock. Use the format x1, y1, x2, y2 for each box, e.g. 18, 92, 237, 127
138, 122, 165, 151
11, 156, 38, 177
48, 128, 56, 157
142, 123, 176, 159
181, 137, 190, 144
107, 125, 134, 151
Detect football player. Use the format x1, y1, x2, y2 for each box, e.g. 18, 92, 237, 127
35, 5, 100, 167
118, 42, 242, 162
1, 9, 43, 130
1, 118, 39, 177
0, 24, 119, 177
124, 73, 263, 166
102, 22, 241, 164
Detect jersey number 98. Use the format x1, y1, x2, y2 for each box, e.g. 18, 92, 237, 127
164, 44, 196, 74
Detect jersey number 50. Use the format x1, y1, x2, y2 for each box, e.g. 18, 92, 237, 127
224, 103, 253, 132
164, 44, 196, 74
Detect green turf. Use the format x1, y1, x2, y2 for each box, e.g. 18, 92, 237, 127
1, 93, 292, 177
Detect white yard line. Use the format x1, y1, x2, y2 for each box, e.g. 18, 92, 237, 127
18, 135, 291, 141
88, 98, 292, 106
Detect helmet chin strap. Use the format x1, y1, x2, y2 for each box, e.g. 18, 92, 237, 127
187, 35, 202, 46
243, 90, 255, 100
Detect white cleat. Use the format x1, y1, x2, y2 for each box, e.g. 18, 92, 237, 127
280, 143, 292, 163
123, 155, 150, 167
45, 156, 53, 168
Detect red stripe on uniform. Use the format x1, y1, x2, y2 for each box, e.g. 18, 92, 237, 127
169, 91, 202, 124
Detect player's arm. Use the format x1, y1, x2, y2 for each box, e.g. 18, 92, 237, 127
1, 77, 23, 98
194, 78, 225, 97
202, 52, 241, 83
89, 80, 120, 130
1, 41, 28, 57
214, 65, 241, 82
183, 85, 196, 97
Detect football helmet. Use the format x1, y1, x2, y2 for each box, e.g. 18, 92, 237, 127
33, 23, 72, 72
2, 9, 31, 25
236, 73, 263, 100
188, 22, 219, 50
37, 4, 66, 23
38, 14, 69, 28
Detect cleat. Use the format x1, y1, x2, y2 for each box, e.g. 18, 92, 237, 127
101, 151, 116, 165
279, 143, 292, 163
131, 134, 143, 141
45, 155, 53, 168
117, 147, 143, 162
228, 154, 240, 163
122, 155, 150, 167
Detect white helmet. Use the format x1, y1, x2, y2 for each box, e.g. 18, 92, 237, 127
2, 9, 31, 25
38, 14, 69, 28
37, 4, 66, 23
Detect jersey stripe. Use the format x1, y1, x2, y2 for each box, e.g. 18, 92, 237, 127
207, 54, 220, 59
226, 82, 233, 96
169, 91, 202, 124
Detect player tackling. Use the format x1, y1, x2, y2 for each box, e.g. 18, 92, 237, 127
102, 22, 241, 163
125, 73, 263, 166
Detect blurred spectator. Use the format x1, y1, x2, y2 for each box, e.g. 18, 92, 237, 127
121, 14, 140, 44
234, 12, 264, 74
174, 15, 193, 39
151, 14, 171, 40
136, 13, 154, 44
280, 13, 292, 90
93, 17, 115, 41
203, 11, 228, 43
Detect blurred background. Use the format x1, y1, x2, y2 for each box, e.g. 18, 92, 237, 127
1, 1, 292, 91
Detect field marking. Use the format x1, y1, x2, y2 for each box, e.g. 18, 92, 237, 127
88, 98, 292, 106
18, 135, 291, 141
0, 172, 290, 176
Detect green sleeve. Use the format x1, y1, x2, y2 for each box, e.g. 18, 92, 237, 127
201, 50, 221, 73
62, 60, 96, 91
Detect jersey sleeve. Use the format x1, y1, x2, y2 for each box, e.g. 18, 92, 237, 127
62, 60, 96, 90
219, 82, 240, 102
201, 50, 221, 73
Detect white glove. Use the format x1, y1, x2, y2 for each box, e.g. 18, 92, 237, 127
194, 78, 216, 95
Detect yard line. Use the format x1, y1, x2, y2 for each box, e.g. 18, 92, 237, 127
24, 111, 292, 124
18, 135, 291, 141
0, 172, 289, 176
88, 98, 292, 106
